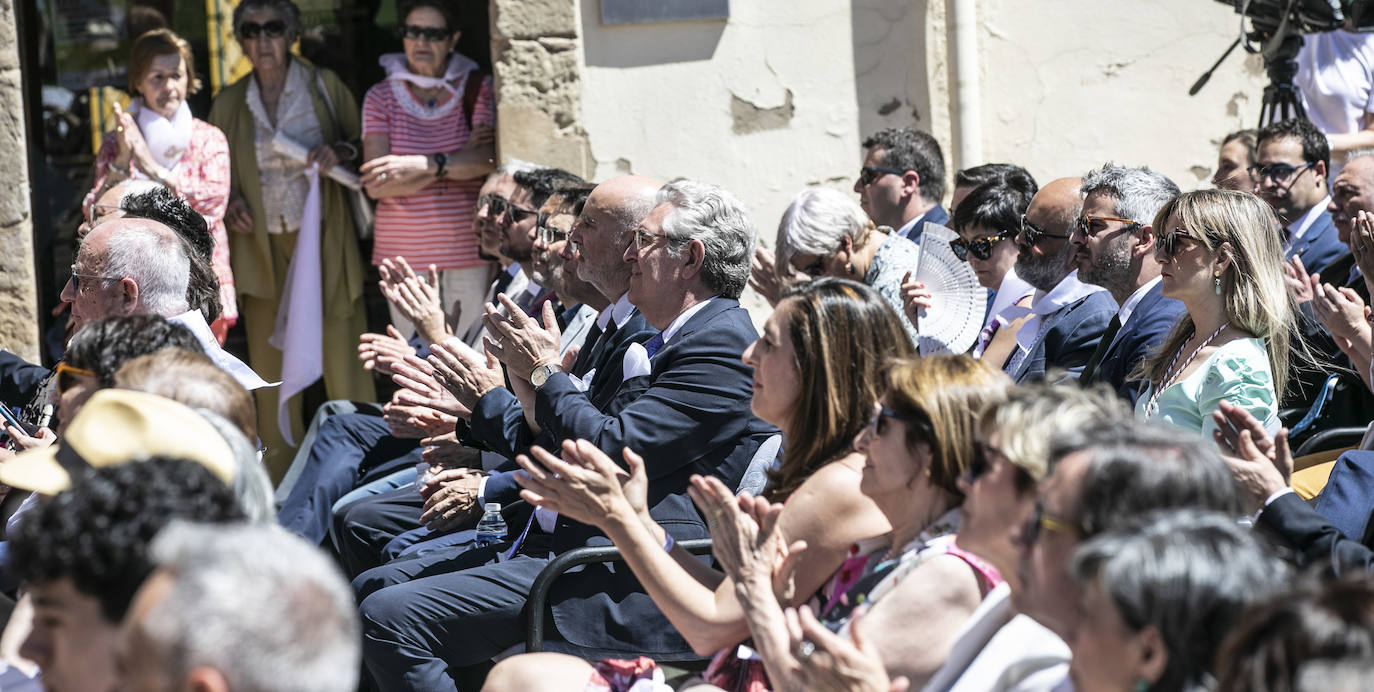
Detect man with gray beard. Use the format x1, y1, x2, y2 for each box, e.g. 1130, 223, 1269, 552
1072, 164, 1185, 403
1001, 177, 1117, 383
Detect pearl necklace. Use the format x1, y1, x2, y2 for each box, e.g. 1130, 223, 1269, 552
1143, 322, 1229, 419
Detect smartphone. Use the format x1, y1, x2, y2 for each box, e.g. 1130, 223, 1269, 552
0, 404, 22, 433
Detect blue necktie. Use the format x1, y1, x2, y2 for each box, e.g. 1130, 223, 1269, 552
643, 333, 665, 358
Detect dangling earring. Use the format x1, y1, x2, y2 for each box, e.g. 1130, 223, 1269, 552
1135, 681, 1150, 692
1214, 272, 1222, 295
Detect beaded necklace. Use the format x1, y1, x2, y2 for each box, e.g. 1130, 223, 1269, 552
1143, 321, 1229, 418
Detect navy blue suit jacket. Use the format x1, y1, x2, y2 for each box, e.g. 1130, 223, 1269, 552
1259, 484, 1374, 576
1086, 283, 1185, 404
1007, 290, 1117, 384
469, 308, 656, 492
1288, 207, 1346, 277
899, 205, 949, 243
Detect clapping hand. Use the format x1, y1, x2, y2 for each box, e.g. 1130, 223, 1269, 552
514, 440, 648, 529
419, 466, 484, 532
782, 605, 909, 692
392, 353, 471, 419
1353, 211, 1374, 296
380, 257, 449, 344
483, 297, 562, 381
1211, 400, 1292, 510
689, 475, 806, 603
358, 326, 416, 376
1283, 256, 1315, 304
427, 338, 506, 411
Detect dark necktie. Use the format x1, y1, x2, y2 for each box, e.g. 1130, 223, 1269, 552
569, 322, 604, 377
643, 332, 666, 359
1080, 314, 1123, 385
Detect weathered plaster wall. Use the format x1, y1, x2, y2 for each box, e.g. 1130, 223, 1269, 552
969, 0, 1267, 188
0, 0, 40, 362
578, 0, 872, 242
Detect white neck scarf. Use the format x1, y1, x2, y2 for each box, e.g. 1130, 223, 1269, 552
379, 51, 476, 94
132, 98, 192, 172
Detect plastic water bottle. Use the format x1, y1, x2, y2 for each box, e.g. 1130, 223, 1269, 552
475, 503, 508, 547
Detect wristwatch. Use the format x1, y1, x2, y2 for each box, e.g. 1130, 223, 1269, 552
530, 363, 564, 389
433, 152, 448, 179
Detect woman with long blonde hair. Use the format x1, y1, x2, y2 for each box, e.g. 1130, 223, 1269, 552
1135, 189, 1299, 438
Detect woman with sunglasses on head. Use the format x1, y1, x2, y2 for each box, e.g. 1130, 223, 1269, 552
764, 187, 922, 346
950, 181, 1038, 364
1135, 189, 1302, 438
482, 279, 911, 692
84, 29, 235, 342
359, 0, 497, 339
209, 0, 376, 478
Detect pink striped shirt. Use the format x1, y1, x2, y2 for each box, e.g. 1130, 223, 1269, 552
362, 68, 495, 269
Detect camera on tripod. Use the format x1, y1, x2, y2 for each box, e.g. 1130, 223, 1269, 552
1197, 1, 1374, 124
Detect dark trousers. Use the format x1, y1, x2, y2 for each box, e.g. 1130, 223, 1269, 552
277, 411, 420, 544
332, 486, 426, 579
357, 534, 553, 692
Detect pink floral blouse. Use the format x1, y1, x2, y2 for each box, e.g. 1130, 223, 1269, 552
85, 118, 237, 330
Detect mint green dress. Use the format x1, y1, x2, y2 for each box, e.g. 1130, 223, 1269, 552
1136, 337, 1279, 439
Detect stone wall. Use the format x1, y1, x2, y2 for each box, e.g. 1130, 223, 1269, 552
489, 0, 593, 177
0, 0, 40, 362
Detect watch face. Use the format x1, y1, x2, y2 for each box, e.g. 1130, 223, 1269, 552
531, 367, 548, 387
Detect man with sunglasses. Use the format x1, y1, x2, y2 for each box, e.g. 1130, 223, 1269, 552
1255, 118, 1346, 277
853, 128, 948, 242
1072, 164, 1185, 403
1002, 178, 1115, 384
1014, 420, 1244, 679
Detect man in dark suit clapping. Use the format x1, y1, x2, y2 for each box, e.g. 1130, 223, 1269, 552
355, 179, 777, 691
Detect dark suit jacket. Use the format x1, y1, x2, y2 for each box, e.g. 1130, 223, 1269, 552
468, 308, 656, 490
539, 298, 776, 657
1084, 283, 1185, 404
1288, 208, 1346, 277
1282, 252, 1374, 434
1258, 490, 1374, 576
899, 205, 949, 243
1007, 290, 1117, 384
0, 351, 48, 415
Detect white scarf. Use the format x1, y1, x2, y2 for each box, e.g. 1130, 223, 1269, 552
131, 98, 192, 172
379, 51, 477, 94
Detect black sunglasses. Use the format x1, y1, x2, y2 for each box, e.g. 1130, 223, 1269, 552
480, 195, 537, 222
398, 24, 451, 42
858, 166, 906, 187
966, 443, 993, 482
1154, 228, 1200, 258
1019, 214, 1071, 247
951, 229, 1014, 261
536, 212, 568, 244
1247, 161, 1314, 183
237, 20, 287, 39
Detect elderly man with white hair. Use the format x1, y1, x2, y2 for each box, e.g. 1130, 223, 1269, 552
116, 521, 360, 692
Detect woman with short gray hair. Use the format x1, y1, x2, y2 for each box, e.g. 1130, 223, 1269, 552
764, 187, 921, 345
1068, 509, 1288, 692
208, 0, 375, 478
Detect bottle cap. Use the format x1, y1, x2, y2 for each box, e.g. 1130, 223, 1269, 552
484, 502, 501, 513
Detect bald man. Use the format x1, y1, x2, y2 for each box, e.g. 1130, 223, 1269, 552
1001, 177, 1116, 383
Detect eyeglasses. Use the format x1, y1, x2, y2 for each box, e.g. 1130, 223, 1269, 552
966, 442, 997, 482
634, 226, 676, 249
1075, 214, 1140, 238
237, 19, 287, 40
1022, 500, 1081, 546
55, 362, 95, 394
480, 195, 537, 222
857, 166, 906, 187
951, 229, 1014, 261
1019, 214, 1071, 247
867, 405, 916, 436
536, 212, 568, 245
1154, 228, 1201, 258
398, 24, 451, 42
69, 265, 119, 293
1247, 161, 1314, 183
